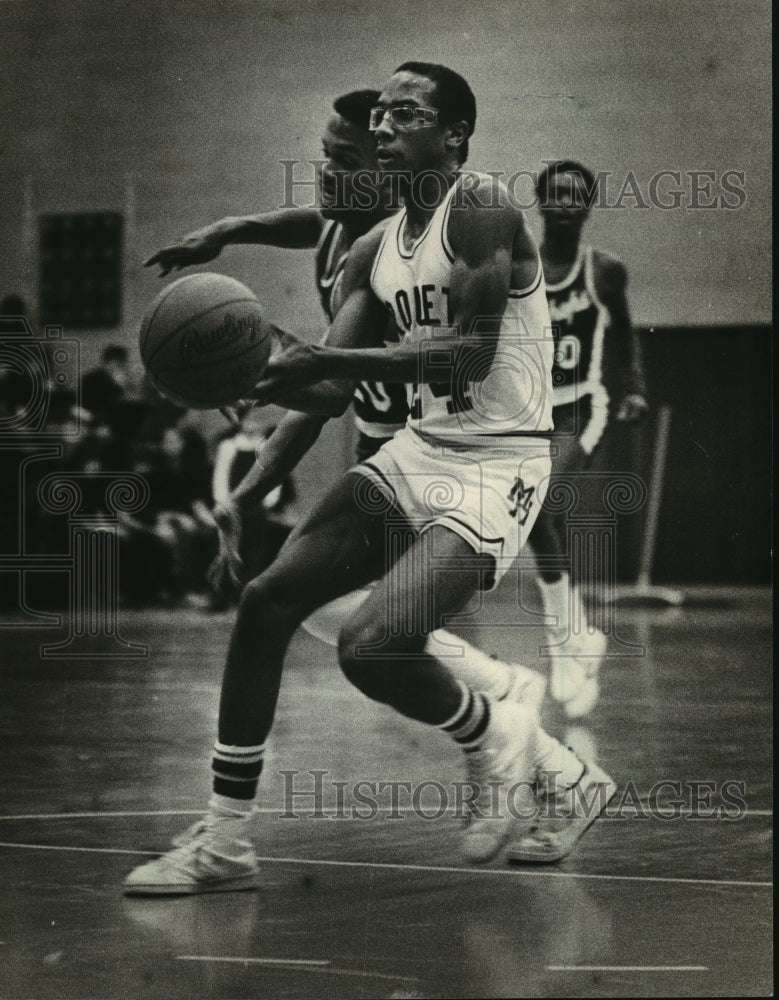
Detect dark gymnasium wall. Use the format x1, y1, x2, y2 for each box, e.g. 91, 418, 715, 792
0, 0, 771, 583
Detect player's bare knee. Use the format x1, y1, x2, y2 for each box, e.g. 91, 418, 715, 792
337, 622, 388, 700
238, 573, 304, 634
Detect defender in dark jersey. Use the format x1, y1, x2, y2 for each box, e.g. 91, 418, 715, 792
146, 90, 410, 578
316, 212, 410, 459
532, 161, 647, 718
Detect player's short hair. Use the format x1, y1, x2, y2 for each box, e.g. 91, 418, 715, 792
394, 61, 476, 163
536, 160, 599, 207
332, 89, 382, 133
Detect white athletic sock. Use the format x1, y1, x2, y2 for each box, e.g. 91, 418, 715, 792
209, 792, 256, 818
538, 573, 589, 637
570, 584, 590, 636
537, 574, 570, 634
428, 630, 513, 699
204, 793, 256, 856
533, 728, 585, 792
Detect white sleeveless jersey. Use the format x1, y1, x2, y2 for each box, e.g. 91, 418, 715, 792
370, 173, 554, 444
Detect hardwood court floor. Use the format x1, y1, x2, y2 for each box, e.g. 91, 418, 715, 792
0, 584, 772, 999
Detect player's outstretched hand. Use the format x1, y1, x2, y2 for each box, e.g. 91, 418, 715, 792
616, 393, 649, 422
248, 341, 324, 406
144, 226, 226, 277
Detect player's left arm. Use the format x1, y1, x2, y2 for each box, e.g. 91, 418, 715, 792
595, 256, 648, 422
257, 179, 524, 387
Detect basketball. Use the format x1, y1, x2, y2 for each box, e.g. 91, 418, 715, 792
139, 273, 273, 409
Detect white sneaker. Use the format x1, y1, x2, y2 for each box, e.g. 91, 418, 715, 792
461, 701, 539, 864
506, 760, 617, 863
124, 811, 259, 896
548, 628, 606, 719
505, 663, 547, 711
171, 805, 259, 848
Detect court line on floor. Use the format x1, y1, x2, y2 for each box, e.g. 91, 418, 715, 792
178, 956, 330, 967
546, 965, 708, 972
0, 807, 772, 820
176, 955, 420, 983
0, 841, 771, 889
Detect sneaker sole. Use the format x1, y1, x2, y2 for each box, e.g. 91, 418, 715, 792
123, 873, 259, 896
505, 762, 616, 864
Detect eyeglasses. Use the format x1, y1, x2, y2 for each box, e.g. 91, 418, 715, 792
368, 105, 440, 131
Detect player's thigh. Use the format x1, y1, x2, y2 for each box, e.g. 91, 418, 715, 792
342, 523, 489, 655
266, 472, 399, 609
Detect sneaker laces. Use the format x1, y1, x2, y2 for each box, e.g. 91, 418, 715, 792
164, 821, 254, 875
172, 804, 258, 848
171, 816, 211, 848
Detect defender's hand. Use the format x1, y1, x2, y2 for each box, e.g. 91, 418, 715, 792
144, 227, 226, 277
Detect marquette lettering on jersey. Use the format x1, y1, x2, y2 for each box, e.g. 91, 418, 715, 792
370, 173, 554, 441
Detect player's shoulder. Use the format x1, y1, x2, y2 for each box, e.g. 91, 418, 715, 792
590, 247, 628, 285
341, 216, 395, 286
448, 170, 526, 251
453, 170, 524, 220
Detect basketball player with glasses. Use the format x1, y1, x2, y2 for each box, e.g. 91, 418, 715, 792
125, 65, 614, 894
531, 162, 647, 718
145, 87, 550, 714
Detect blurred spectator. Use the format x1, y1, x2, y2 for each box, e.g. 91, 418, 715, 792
207, 416, 297, 609
2, 304, 301, 610
80, 344, 135, 418
107, 399, 217, 606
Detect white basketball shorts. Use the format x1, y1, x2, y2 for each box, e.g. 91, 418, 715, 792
353, 425, 551, 590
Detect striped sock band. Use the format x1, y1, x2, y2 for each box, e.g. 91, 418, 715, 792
211, 741, 266, 801
439, 682, 491, 749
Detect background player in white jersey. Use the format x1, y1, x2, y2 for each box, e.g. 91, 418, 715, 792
532, 161, 647, 717
125, 65, 614, 895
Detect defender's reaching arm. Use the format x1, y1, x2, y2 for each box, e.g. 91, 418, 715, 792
144, 208, 326, 276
